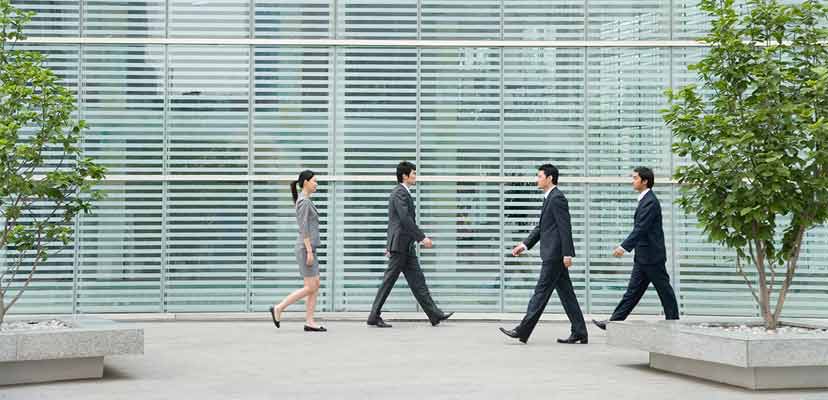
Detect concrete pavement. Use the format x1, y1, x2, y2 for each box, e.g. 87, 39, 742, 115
3, 320, 828, 400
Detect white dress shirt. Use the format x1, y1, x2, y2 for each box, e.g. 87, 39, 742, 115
638, 188, 650, 202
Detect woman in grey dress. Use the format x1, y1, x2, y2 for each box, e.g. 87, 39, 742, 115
269, 170, 326, 332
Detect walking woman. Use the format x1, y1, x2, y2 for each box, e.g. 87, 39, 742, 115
269, 170, 326, 332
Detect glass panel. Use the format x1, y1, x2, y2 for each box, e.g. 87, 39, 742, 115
503, 0, 585, 40
420, 47, 501, 176
167, 46, 250, 176
11, 0, 80, 37
419, 182, 502, 311
337, 0, 418, 39
588, 0, 670, 40
503, 47, 585, 178
165, 181, 249, 312
82, 45, 165, 176
420, 0, 501, 40
77, 182, 163, 313
255, 0, 331, 39
335, 47, 417, 175
83, 0, 165, 38
168, 0, 250, 38
254, 46, 330, 175
587, 48, 671, 177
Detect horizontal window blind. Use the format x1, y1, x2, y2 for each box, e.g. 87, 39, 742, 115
83, 0, 165, 38
12, 0, 79, 37
419, 182, 502, 311
77, 182, 164, 313
7, 1, 828, 319
503, 0, 585, 41
167, 46, 250, 176
82, 45, 165, 176
254, 46, 330, 175
586, 48, 671, 177
168, 0, 250, 39
337, 0, 418, 40
420, 47, 501, 176
255, 0, 331, 39
420, 1, 501, 40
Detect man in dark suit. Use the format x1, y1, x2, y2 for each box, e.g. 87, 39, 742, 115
593, 167, 679, 331
366, 161, 453, 328
499, 164, 588, 344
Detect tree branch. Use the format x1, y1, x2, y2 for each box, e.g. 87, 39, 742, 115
5, 235, 47, 312
772, 224, 807, 322
736, 253, 761, 306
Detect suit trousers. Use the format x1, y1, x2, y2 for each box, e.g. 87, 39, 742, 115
610, 262, 679, 321
515, 259, 587, 341
368, 250, 443, 323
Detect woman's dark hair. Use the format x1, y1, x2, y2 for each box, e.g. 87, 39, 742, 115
290, 170, 315, 204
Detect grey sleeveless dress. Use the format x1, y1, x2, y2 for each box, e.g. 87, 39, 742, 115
295, 193, 321, 277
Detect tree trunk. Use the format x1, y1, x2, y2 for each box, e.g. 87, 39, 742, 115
0, 292, 5, 328
753, 240, 776, 329
770, 226, 806, 329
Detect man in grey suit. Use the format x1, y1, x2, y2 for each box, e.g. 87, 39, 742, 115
499, 164, 588, 344
366, 161, 453, 328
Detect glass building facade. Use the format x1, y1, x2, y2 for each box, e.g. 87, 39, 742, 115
6, 0, 828, 317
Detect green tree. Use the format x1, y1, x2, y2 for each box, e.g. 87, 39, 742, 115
665, 0, 828, 329
1, 1, 105, 326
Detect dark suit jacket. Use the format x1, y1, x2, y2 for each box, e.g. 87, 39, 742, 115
621, 190, 667, 265
386, 184, 426, 254
523, 187, 576, 262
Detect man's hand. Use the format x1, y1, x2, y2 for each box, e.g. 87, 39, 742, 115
422, 237, 434, 248
613, 246, 625, 257
511, 243, 526, 257
306, 251, 315, 266
563, 256, 573, 268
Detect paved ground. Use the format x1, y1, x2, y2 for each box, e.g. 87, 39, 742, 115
3, 319, 828, 400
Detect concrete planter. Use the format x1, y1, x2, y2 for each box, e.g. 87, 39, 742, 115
607, 320, 828, 390
0, 318, 143, 386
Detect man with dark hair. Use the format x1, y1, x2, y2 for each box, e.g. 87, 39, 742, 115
593, 167, 679, 330
499, 164, 588, 344
366, 161, 453, 328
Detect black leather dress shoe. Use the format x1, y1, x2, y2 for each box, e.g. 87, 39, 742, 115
304, 325, 327, 332
592, 319, 607, 331
557, 334, 588, 344
430, 312, 454, 326
367, 317, 392, 328
499, 327, 527, 344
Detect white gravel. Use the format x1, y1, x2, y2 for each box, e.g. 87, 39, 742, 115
0, 319, 71, 332
692, 323, 828, 336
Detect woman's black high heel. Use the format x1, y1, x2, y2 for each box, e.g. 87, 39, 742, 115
304, 325, 327, 332
269, 306, 280, 328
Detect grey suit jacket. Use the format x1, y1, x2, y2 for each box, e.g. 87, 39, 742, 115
522, 187, 576, 262
386, 184, 426, 254
295, 193, 321, 249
